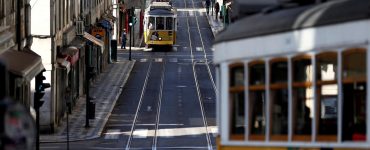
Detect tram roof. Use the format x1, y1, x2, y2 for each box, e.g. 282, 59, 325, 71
215, 0, 370, 44
147, 2, 174, 16
148, 9, 174, 16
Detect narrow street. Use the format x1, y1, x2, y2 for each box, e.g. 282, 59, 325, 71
40, 0, 217, 149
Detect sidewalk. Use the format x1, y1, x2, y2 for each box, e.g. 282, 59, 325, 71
203, 3, 224, 36
40, 60, 135, 143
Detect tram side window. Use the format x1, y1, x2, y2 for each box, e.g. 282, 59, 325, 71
342, 49, 367, 141
156, 17, 164, 30
270, 59, 288, 141
166, 17, 173, 30
249, 62, 266, 141
148, 17, 155, 29
229, 63, 245, 140
292, 56, 313, 141
316, 52, 338, 141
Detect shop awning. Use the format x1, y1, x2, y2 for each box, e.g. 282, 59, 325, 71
99, 19, 113, 30
57, 57, 71, 73
69, 36, 85, 57
62, 46, 79, 66
0, 50, 44, 81
83, 32, 104, 53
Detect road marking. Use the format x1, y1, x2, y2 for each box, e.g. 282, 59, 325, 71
147, 106, 152, 112
172, 47, 178, 51
140, 58, 147, 62
176, 85, 187, 88
154, 58, 163, 62
133, 129, 148, 138
104, 129, 121, 139
196, 47, 203, 51
210, 126, 218, 137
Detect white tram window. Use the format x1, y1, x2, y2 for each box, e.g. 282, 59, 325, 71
229, 63, 245, 140
270, 59, 288, 141
156, 17, 164, 30
149, 17, 155, 29
316, 52, 338, 141
249, 61, 266, 141
165, 17, 173, 30
292, 56, 313, 141
342, 49, 366, 141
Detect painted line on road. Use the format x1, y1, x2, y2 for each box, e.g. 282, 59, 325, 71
104, 129, 121, 139
133, 129, 148, 138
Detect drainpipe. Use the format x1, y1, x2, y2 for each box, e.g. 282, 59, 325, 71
50, 0, 56, 132
16, 0, 21, 51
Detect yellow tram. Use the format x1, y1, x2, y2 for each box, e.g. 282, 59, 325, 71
213, 0, 370, 150
143, 2, 177, 47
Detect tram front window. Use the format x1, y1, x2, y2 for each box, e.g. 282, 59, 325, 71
148, 17, 155, 29
156, 17, 164, 30
229, 64, 245, 140
342, 49, 367, 141
166, 17, 173, 30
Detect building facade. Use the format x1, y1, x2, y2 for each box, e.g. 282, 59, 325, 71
31, 0, 113, 132
0, 0, 44, 110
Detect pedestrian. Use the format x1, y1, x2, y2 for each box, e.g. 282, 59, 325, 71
121, 29, 127, 49
205, 0, 210, 15
214, 2, 220, 20
169, 0, 172, 6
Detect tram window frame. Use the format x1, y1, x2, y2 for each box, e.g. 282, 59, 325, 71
229, 63, 245, 140
156, 17, 165, 30
341, 48, 367, 142
269, 58, 288, 141
315, 52, 338, 142
248, 60, 266, 141
292, 55, 313, 141
148, 17, 155, 30
165, 17, 173, 30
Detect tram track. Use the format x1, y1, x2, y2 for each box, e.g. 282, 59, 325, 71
125, 53, 166, 150
185, 0, 214, 149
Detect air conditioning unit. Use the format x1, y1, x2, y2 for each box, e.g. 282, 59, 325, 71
76, 21, 84, 36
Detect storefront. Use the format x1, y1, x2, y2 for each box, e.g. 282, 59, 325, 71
0, 49, 45, 108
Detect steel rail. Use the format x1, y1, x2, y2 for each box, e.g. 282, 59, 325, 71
152, 56, 166, 150
185, 0, 213, 149
192, 0, 218, 94
125, 57, 153, 150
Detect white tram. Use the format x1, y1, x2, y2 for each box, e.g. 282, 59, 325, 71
213, 0, 370, 149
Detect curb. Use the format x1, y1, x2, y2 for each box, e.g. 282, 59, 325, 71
40, 60, 135, 143
95, 60, 135, 139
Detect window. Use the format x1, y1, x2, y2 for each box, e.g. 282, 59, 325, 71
269, 58, 288, 141
229, 63, 245, 140
249, 61, 266, 141
156, 17, 164, 30
342, 48, 367, 141
148, 17, 155, 29
166, 17, 173, 30
316, 52, 338, 141
292, 55, 313, 141
0, 0, 4, 19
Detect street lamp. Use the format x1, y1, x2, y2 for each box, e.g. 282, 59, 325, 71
129, 22, 132, 61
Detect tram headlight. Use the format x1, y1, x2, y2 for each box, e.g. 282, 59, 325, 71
159, 37, 162, 41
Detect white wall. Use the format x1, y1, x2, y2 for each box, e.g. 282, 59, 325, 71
30, 0, 53, 127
